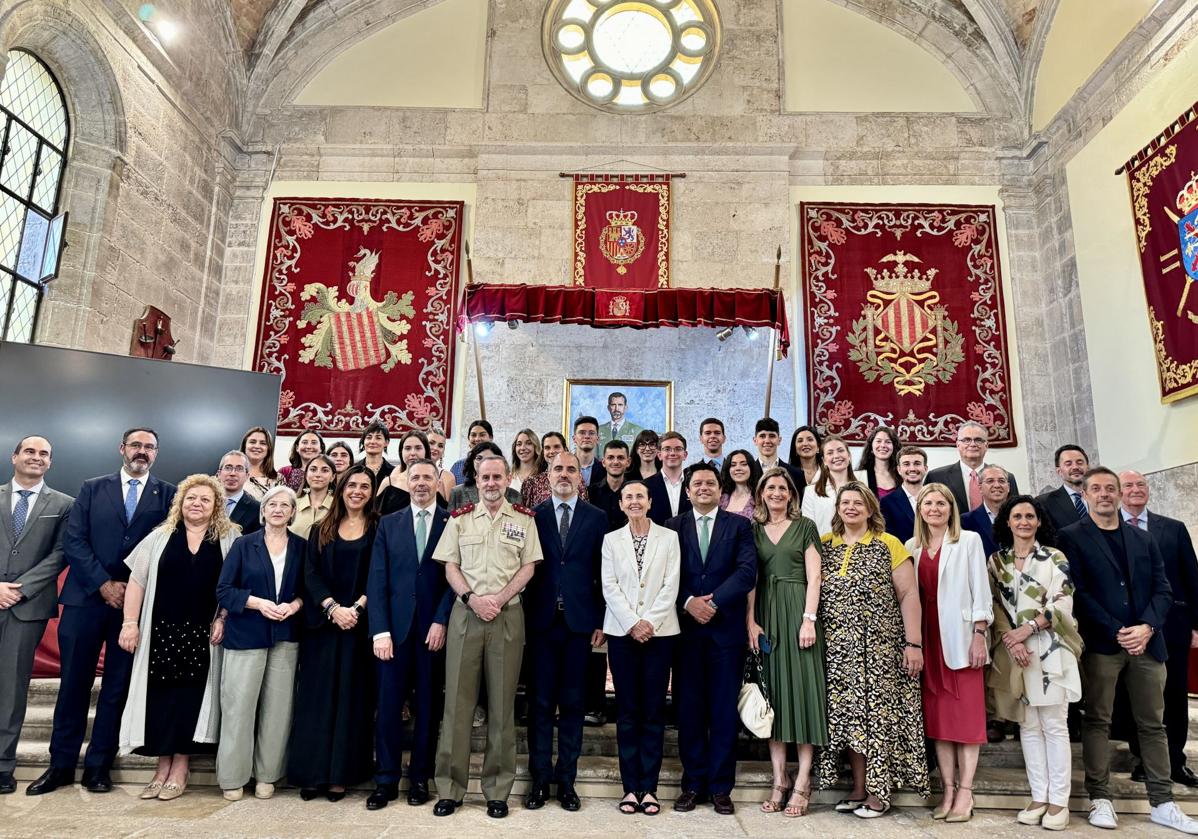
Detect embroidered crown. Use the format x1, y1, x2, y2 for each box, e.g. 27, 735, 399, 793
865, 251, 937, 294
1176, 171, 1198, 215
605, 209, 638, 225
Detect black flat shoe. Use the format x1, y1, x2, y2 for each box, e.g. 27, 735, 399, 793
366, 785, 397, 810
433, 798, 461, 816
81, 768, 113, 793
0, 771, 16, 794
300, 787, 321, 801
26, 767, 74, 796
326, 788, 346, 802
487, 799, 509, 818
1173, 767, 1198, 787
525, 782, 549, 810
407, 780, 430, 805
557, 785, 581, 811
1131, 764, 1147, 783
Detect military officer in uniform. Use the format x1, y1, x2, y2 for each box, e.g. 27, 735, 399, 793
432, 454, 542, 819
597, 392, 645, 449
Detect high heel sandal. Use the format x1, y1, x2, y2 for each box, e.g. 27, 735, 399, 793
784, 786, 810, 818
761, 782, 791, 813
932, 781, 956, 820
944, 784, 974, 823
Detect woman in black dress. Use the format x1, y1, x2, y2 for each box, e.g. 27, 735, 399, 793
288, 464, 379, 801
118, 473, 238, 800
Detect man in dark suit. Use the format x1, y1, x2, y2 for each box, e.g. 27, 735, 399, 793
27, 428, 175, 796
1036, 444, 1090, 532
218, 451, 261, 535
646, 431, 691, 524
523, 452, 607, 812
590, 440, 629, 531
1120, 470, 1198, 787
667, 462, 757, 815
1056, 467, 1197, 832
961, 464, 1008, 559
924, 421, 1019, 512
751, 418, 802, 483
572, 416, 607, 488
881, 445, 926, 543
366, 459, 453, 810
0, 435, 72, 794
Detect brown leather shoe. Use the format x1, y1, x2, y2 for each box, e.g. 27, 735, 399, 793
674, 790, 700, 812
712, 793, 735, 815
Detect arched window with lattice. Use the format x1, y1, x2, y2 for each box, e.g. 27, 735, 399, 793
0, 49, 69, 343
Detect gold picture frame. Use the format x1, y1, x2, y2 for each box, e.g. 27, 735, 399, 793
562, 378, 674, 443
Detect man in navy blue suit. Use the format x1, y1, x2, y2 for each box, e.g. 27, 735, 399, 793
27, 428, 175, 795
960, 464, 1008, 559
646, 432, 691, 524
523, 452, 607, 812
1057, 467, 1198, 833
667, 462, 757, 815
881, 445, 927, 543
366, 459, 453, 810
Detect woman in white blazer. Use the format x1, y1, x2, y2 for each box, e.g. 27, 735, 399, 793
905, 482, 992, 823
601, 479, 681, 817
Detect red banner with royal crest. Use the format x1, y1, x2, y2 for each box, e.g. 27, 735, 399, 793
1122, 101, 1198, 403
574, 174, 670, 288
252, 198, 463, 435
801, 203, 1016, 447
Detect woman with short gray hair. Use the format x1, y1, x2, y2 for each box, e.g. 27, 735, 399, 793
215, 484, 306, 800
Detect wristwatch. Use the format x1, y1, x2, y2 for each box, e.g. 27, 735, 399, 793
802, 612, 818, 622
352, 603, 365, 616
460, 591, 474, 605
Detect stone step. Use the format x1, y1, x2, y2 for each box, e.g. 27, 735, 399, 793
11, 746, 1198, 815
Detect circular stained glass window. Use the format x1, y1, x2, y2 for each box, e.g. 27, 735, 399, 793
542, 0, 722, 113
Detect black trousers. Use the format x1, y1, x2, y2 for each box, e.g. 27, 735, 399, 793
608, 634, 674, 794
673, 632, 743, 796
526, 612, 590, 785
374, 629, 445, 786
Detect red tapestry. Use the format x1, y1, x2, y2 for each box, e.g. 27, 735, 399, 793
252, 198, 463, 435
801, 203, 1016, 447
573, 174, 670, 289
1121, 101, 1198, 403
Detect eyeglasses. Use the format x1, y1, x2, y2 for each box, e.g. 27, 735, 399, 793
957, 437, 987, 445
219, 465, 247, 473
124, 442, 158, 452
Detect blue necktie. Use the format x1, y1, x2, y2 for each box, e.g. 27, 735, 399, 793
1072, 491, 1086, 518
226, 498, 236, 516
125, 479, 140, 523
12, 489, 32, 540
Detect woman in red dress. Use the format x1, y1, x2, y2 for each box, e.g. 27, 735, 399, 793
906, 483, 992, 823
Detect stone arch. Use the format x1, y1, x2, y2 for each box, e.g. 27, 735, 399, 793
0, 0, 127, 347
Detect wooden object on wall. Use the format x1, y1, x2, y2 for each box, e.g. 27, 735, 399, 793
129, 305, 177, 360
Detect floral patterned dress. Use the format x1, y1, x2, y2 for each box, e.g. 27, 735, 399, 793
817, 530, 929, 806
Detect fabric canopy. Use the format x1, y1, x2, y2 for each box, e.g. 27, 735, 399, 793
462, 283, 790, 356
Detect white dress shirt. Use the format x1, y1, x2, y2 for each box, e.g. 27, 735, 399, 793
684, 507, 720, 608
903, 487, 919, 513
662, 471, 684, 516
9, 478, 44, 525
959, 461, 982, 493
121, 468, 147, 508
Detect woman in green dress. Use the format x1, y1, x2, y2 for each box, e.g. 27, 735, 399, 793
746, 467, 827, 817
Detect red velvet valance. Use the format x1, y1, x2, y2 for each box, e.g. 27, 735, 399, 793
462, 283, 790, 356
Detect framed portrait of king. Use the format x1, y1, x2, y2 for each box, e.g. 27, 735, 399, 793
563, 379, 673, 447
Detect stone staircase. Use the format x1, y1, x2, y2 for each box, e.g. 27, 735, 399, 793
15, 678, 1198, 813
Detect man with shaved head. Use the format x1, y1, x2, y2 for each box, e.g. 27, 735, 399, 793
1120, 470, 1198, 788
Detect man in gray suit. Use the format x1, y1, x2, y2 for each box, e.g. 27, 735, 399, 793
0, 435, 73, 794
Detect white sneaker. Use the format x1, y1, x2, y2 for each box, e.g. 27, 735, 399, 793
1151, 801, 1198, 834
1088, 799, 1118, 829
222, 788, 243, 801
254, 782, 274, 799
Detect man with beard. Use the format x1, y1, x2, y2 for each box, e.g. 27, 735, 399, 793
367, 460, 453, 809
1037, 444, 1091, 532
590, 440, 630, 531
523, 452, 607, 811
27, 428, 176, 796
597, 392, 644, 449
881, 445, 927, 543
0, 436, 73, 794
433, 454, 541, 819
217, 451, 260, 535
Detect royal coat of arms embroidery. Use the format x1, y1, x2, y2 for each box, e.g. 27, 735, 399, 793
1176, 172, 1198, 320
599, 209, 646, 274
846, 251, 964, 396
297, 248, 417, 373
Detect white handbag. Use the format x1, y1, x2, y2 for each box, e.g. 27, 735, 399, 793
738, 649, 774, 738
